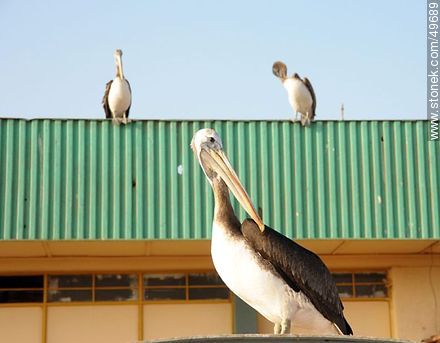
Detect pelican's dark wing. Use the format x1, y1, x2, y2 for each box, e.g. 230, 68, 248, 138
303, 77, 316, 119
241, 219, 352, 335
125, 79, 132, 118
102, 80, 113, 119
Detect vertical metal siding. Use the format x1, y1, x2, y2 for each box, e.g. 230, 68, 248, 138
0, 119, 438, 240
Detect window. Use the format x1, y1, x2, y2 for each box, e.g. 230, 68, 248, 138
95, 274, 138, 302
48, 274, 93, 302
0, 275, 44, 303
332, 272, 388, 299
188, 273, 229, 300
144, 273, 186, 300
144, 272, 229, 301
0, 272, 229, 304
48, 274, 138, 303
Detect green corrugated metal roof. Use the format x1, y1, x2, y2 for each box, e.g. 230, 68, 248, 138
0, 119, 438, 240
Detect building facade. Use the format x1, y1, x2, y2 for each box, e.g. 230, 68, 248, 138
0, 119, 439, 343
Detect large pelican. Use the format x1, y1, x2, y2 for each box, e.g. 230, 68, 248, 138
272, 61, 316, 126
102, 49, 132, 124
191, 128, 352, 335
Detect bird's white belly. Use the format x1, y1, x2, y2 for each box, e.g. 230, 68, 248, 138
108, 78, 131, 117
211, 223, 291, 323
283, 79, 312, 115
211, 222, 338, 333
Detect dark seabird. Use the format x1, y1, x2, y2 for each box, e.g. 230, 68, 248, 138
102, 49, 132, 124
191, 128, 352, 335
272, 61, 316, 126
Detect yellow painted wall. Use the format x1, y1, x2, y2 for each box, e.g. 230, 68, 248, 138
47, 305, 138, 343
143, 303, 232, 340
343, 301, 391, 337
0, 245, 439, 342
0, 307, 42, 343
390, 266, 440, 341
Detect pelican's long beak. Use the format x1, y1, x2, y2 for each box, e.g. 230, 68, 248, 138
200, 148, 264, 232
116, 55, 124, 79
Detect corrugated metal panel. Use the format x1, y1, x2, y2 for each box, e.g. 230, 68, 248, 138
0, 119, 438, 240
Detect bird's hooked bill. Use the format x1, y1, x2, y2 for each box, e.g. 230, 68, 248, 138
200, 147, 265, 232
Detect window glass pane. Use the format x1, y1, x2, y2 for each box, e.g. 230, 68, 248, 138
0, 275, 44, 289
48, 275, 92, 288
355, 284, 387, 298
332, 273, 353, 284
144, 274, 185, 286
189, 287, 229, 300
95, 274, 137, 287
48, 289, 92, 302
354, 272, 387, 283
337, 285, 353, 298
189, 273, 224, 286
144, 288, 185, 300
0, 290, 43, 303
95, 289, 137, 301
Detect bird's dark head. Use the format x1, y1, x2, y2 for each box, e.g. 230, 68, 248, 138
272, 61, 287, 81
191, 128, 264, 232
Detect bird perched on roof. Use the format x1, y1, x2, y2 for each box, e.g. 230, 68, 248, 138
272, 61, 316, 126
102, 49, 132, 125
191, 128, 352, 335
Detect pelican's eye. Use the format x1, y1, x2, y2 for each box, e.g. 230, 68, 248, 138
209, 137, 215, 143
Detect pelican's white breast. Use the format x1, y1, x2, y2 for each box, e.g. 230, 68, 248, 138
211, 221, 339, 334
211, 221, 297, 323
283, 78, 313, 115
108, 78, 131, 117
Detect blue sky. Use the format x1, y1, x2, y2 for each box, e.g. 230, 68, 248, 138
0, 0, 425, 120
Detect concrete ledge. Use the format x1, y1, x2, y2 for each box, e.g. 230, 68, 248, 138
141, 334, 414, 343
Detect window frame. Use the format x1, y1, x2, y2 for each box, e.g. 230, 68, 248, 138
0, 274, 45, 305
46, 273, 139, 303
0, 269, 390, 305
143, 272, 230, 302
0, 271, 232, 306
331, 270, 390, 301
